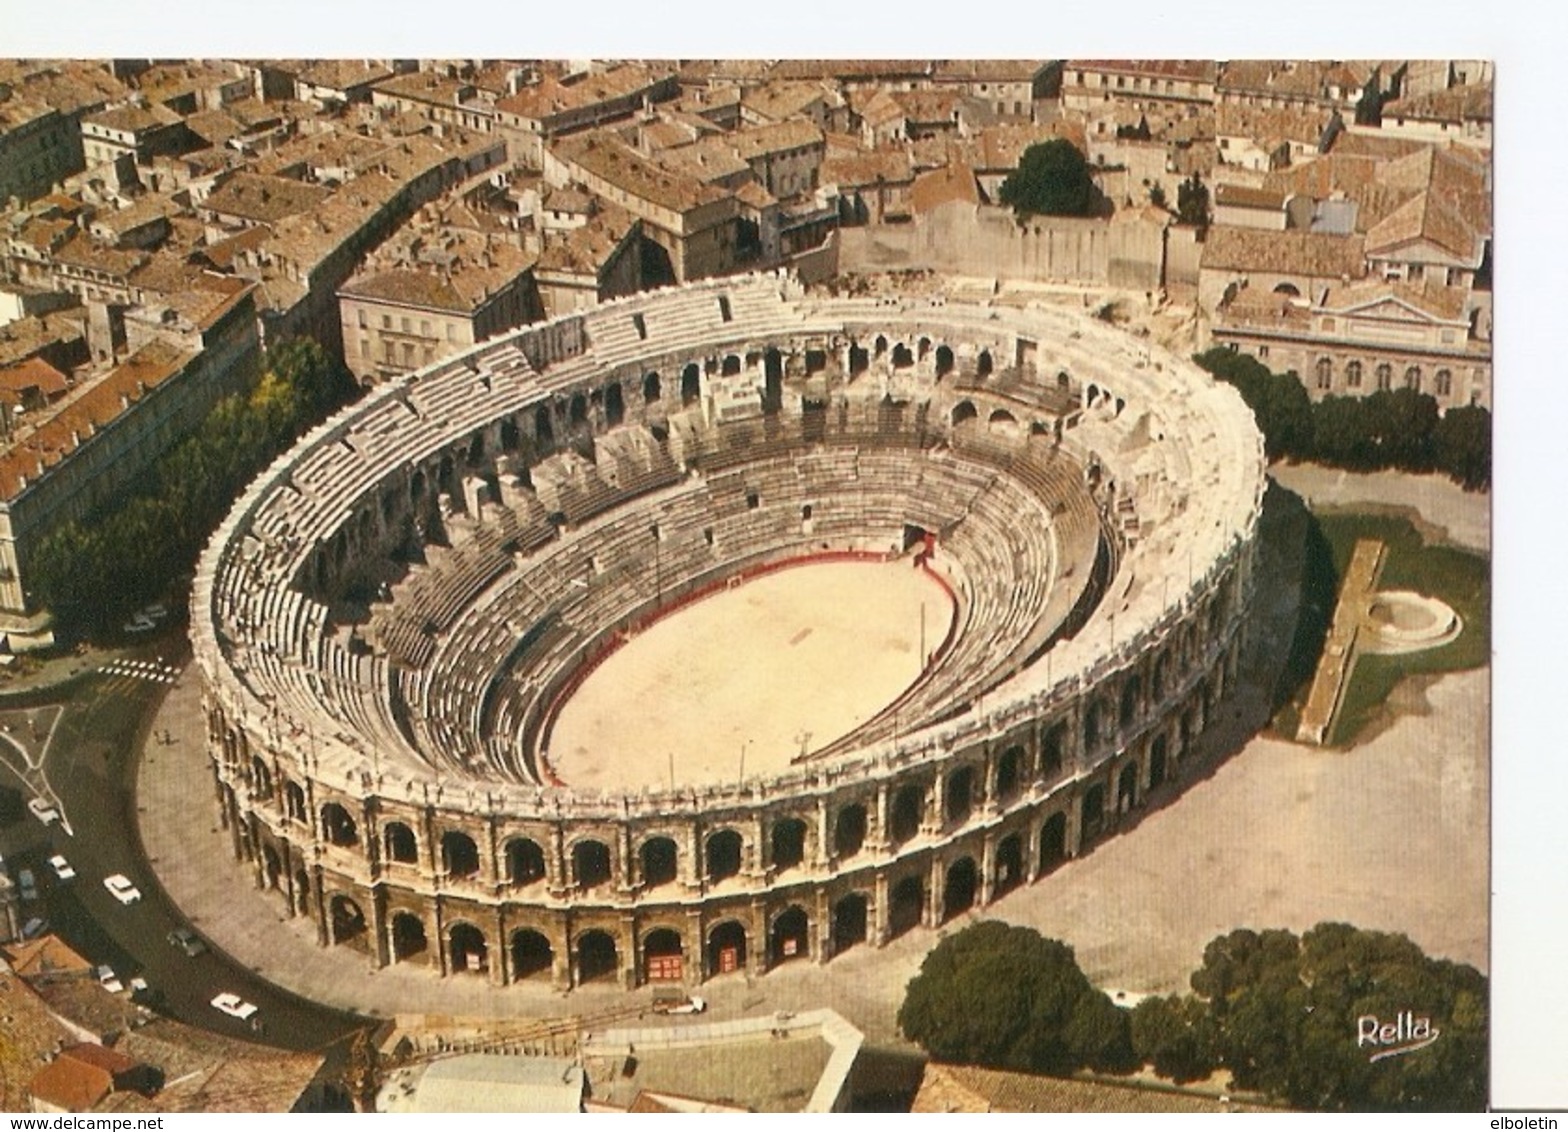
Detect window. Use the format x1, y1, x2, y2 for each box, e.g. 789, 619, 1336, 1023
421, 319, 431, 336
1435, 369, 1452, 397
1315, 357, 1333, 390
1322, 317, 1336, 331
359, 337, 369, 358
1346, 361, 1363, 388
357, 309, 367, 328
1404, 365, 1421, 391
1257, 345, 1269, 359
1376, 364, 1392, 391
381, 314, 392, 329
401, 317, 411, 334
447, 322, 459, 342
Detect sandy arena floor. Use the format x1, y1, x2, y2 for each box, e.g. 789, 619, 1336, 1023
548, 559, 956, 791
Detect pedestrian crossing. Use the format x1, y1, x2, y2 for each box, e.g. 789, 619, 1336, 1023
99, 658, 183, 685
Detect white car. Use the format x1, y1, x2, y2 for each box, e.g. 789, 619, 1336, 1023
28, 797, 60, 825
97, 965, 124, 994
17, 868, 38, 901
48, 854, 75, 881
210, 993, 259, 1021
103, 874, 142, 904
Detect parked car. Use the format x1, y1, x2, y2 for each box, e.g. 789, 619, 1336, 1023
27, 797, 60, 826
104, 874, 142, 904
97, 965, 124, 994
48, 854, 75, 881
210, 993, 258, 1021
168, 927, 208, 957
21, 916, 47, 939
17, 868, 37, 901
650, 990, 708, 1015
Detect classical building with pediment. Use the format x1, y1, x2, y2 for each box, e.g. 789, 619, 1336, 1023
1210, 276, 1490, 411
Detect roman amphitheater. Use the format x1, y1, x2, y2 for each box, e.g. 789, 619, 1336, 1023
191, 272, 1266, 992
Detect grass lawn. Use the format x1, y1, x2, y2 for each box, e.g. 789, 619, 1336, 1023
1283, 510, 1489, 746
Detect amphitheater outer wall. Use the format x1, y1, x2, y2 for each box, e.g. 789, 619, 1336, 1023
194, 273, 1264, 991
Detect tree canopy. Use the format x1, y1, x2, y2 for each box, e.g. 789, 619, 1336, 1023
32, 337, 356, 634
998, 139, 1096, 220
897, 922, 1132, 1074
1193, 348, 1490, 490
1176, 172, 1210, 228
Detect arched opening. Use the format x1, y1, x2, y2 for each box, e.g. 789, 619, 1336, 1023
1405, 365, 1422, 391
944, 766, 975, 826
995, 746, 1023, 803
763, 348, 784, 413
604, 382, 625, 426
1315, 356, 1334, 390
1041, 721, 1067, 777
1081, 784, 1106, 843
1082, 702, 1102, 750
329, 894, 367, 947
804, 348, 826, 374
293, 869, 311, 915
1118, 762, 1139, 813
449, 923, 488, 975
950, 400, 978, 427
1120, 675, 1141, 730
1436, 368, 1452, 397
573, 839, 612, 890
577, 930, 619, 985
891, 343, 913, 369
1152, 653, 1169, 701
284, 781, 306, 823
987, 408, 1018, 432
640, 837, 678, 888
321, 803, 357, 848
707, 920, 747, 977
409, 467, 427, 502
384, 822, 417, 864
507, 837, 547, 886
831, 893, 869, 955
890, 784, 924, 844
500, 417, 520, 451
466, 432, 485, 467
994, 833, 1024, 896
260, 842, 282, 889
917, 336, 931, 361
849, 344, 868, 375
643, 371, 661, 403
942, 857, 978, 921
721, 354, 742, 377
1040, 812, 1068, 872
534, 403, 554, 444
771, 818, 807, 873
1376, 363, 1393, 392
568, 392, 588, 427
769, 906, 809, 965
251, 757, 273, 799
1346, 360, 1363, 389
643, 927, 684, 982
1273, 281, 1301, 297
1150, 734, 1169, 790
511, 929, 553, 981
441, 830, 481, 880
834, 804, 867, 858
705, 829, 743, 883
977, 349, 993, 377
681, 363, 701, 406
390, 912, 427, 962
935, 344, 954, 377
874, 334, 888, 358
889, 875, 924, 938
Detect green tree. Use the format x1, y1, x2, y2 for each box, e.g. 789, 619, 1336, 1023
1433, 404, 1491, 490
998, 139, 1096, 219
897, 922, 1129, 1075
1179, 923, 1489, 1111
1130, 994, 1219, 1082
1176, 172, 1209, 228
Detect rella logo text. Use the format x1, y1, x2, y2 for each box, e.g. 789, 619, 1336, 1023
1356, 1012, 1441, 1061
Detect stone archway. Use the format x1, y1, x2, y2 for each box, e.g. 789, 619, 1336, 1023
577, 930, 619, 985
707, 920, 748, 977
449, 923, 489, 975
511, 929, 554, 981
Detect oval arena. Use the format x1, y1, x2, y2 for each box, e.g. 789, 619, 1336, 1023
192, 273, 1266, 991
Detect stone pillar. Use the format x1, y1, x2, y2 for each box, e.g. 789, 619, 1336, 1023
815, 797, 833, 869
871, 784, 890, 853
872, 869, 891, 946
979, 835, 996, 906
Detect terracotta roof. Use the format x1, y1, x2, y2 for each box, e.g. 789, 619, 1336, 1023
821, 146, 912, 188
0, 338, 193, 502
1320, 276, 1471, 321
5, 933, 96, 978
496, 64, 672, 123
910, 161, 980, 214
105, 1019, 325, 1113
1216, 103, 1336, 147
1068, 60, 1216, 83
1214, 183, 1287, 210
81, 102, 182, 135
553, 135, 729, 214
725, 119, 825, 160
770, 60, 934, 82
1385, 84, 1493, 123
1364, 190, 1481, 262
537, 203, 638, 276
51, 233, 149, 278
1201, 226, 1366, 278
202, 173, 331, 225
296, 60, 393, 93
29, 1049, 121, 1112
0, 357, 71, 403
890, 89, 965, 124
739, 80, 840, 123
931, 60, 1050, 83
0, 973, 78, 1102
